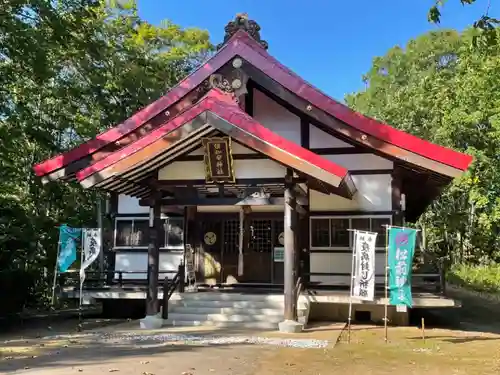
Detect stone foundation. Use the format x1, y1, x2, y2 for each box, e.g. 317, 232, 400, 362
309, 303, 409, 326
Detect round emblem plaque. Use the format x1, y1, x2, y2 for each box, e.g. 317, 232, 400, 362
278, 232, 285, 246
204, 231, 217, 245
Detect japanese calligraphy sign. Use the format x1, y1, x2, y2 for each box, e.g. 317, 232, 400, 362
352, 230, 377, 301
80, 228, 102, 282
388, 227, 417, 308
202, 137, 235, 183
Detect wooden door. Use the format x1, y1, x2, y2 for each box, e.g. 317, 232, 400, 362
200, 219, 223, 284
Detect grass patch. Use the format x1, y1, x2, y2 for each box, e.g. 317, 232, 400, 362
255, 327, 500, 375
448, 263, 500, 294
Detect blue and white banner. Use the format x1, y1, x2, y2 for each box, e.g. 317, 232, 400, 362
80, 228, 102, 282
57, 224, 82, 273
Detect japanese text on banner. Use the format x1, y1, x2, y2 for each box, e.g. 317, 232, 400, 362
352, 230, 377, 301
388, 227, 417, 307
80, 228, 102, 282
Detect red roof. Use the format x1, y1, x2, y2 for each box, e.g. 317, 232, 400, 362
33, 29, 473, 178
76, 89, 352, 192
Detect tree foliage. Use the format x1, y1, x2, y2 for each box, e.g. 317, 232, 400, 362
346, 28, 500, 266
0, 0, 211, 311
428, 1, 499, 46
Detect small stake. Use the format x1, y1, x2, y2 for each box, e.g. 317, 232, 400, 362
421, 317, 426, 342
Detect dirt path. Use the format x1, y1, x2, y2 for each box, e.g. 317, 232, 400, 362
1, 286, 500, 375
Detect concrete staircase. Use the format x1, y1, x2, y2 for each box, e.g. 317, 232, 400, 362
164, 292, 310, 330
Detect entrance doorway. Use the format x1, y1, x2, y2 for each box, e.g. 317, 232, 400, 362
199, 214, 284, 284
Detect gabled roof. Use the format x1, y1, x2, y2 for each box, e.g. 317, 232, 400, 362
75, 89, 355, 199
33, 28, 473, 181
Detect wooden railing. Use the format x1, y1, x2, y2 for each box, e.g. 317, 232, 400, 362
162, 262, 185, 319
294, 276, 303, 320
304, 272, 444, 293
58, 269, 179, 288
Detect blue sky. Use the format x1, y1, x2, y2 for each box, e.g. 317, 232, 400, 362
137, 0, 498, 102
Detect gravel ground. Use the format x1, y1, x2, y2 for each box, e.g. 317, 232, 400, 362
43, 331, 329, 349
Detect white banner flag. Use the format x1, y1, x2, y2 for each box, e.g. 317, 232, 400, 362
80, 228, 102, 282
352, 230, 377, 301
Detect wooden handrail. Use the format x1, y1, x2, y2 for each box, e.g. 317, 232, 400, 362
294, 276, 303, 320
162, 262, 185, 319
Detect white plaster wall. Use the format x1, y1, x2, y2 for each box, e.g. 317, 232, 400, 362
118, 194, 149, 214
310, 174, 392, 211
188, 143, 256, 155
253, 89, 301, 145
158, 159, 286, 180
309, 124, 353, 148
310, 252, 386, 286
114, 252, 183, 280
323, 154, 393, 171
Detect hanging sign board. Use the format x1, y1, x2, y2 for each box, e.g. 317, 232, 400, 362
202, 136, 235, 184
273, 247, 284, 262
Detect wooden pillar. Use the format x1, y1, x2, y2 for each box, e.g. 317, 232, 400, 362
185, 206, 201, 281
284, 174, 297, 321
105, 193, 118, 283
391, 169, 403, 226
146, 192, 161, 316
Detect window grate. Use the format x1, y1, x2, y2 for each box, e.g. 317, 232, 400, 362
223, 220, 240, 254
249, 220, 272, 253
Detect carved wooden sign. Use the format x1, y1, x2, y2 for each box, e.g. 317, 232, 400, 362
202, 136, 235, 183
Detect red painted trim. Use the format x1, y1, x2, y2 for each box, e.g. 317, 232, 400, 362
76, 89, 348, 183
237, 38, 473, 171
35, 29, 472, 177
33, 38, 245, 177
209, 99, 348, 180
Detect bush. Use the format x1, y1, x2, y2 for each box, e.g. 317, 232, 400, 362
0, 270, 36, 316
448, 263, 500, 294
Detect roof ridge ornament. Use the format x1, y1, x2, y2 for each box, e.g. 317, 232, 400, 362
217, 13, 268, 50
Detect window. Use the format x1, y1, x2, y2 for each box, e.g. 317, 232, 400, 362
115, 216, 184, 250
163, 217, 184, 250
115, 218, 149, 247
310, 216, 391, 249
331, 219, 349, 247
372, 217, 391, 248
311, 218, 330, 247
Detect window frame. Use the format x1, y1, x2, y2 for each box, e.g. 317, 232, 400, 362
114, 215, 184, 252
309, 215, 392, 251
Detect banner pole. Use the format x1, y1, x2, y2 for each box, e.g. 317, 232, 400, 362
384, 225, 390, 343
347, 230, 357, 344
50, 230, 62, 307
78, 230, 85, 330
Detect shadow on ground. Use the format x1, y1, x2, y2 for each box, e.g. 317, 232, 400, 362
1, 334, 257, 373
407, 285, 500, 336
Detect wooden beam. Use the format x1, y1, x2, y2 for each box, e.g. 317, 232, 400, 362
144, 193, 308, 206
146, 192, 161, 316
284, 176, 297, 321
153, 177, 305, 187
391, 169, 403, 226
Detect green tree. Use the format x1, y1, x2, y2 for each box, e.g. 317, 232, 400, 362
428, 1, 499, 45
0, 0, 211, 310
346, 28, 500, 266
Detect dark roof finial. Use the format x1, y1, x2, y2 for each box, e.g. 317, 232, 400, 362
217, 13, 268, 50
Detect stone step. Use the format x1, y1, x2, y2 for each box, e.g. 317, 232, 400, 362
164, 319, 280, 330
170, 306, 284, 316
169, 299, 286, 309
166, 312, 284, 323
170, 293, 288, 302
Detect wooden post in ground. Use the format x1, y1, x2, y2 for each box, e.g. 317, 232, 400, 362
141, 191, 162, 329
279, 171, 303, 333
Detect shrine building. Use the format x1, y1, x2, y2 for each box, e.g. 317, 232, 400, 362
33, 15, 472, 331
